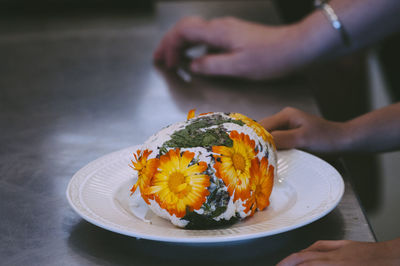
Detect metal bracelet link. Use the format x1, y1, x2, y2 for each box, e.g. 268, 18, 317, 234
314, 0, 351, 47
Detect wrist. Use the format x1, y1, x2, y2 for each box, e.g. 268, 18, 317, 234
294, 8, 345, 65
265, 22, 320, 75
333, 121, 357, 153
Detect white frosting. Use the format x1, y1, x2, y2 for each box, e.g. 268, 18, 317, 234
142, 120, 187, 159
147, 199, 190, 227
129, 189, 152, 223
181, 147, 212, 165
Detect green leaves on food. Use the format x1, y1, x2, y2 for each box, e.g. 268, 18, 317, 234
183, 211, 239, 230
158, 114, 245, 228
160, 115, 244, 153
182, 172, 234, 229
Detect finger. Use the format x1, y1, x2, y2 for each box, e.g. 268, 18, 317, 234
271, 128, 303, 150
165, 33, 182, 68
259, 107, 302, 132
153, 31, 167, 61
154, 32, 173, 63
277, 251, 327, 266
190, 53, 242, 76
259, 113, 291, 132
154, 25, 180, 63
153, 40, 165, 61
301, 240, 350, 252
181, 19, 229, 47
157, 16, 233, 68
154, 17, 208, 67
166, 21, 216, 68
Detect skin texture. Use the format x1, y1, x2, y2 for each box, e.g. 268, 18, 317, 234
259, 107, 348, 154
154, 0, 400, 80
154, 16, 313, 79
277, 239, 400, 266
259, 103, 400, 154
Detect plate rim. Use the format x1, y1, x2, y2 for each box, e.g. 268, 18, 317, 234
66, 146, 344, 243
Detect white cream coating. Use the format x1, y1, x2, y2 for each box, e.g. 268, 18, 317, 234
181, 147, 212, 165
141, 120, 187, 159
133, 112, 277, 228
147, 199, 189, 227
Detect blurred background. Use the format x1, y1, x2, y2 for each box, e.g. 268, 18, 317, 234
0, 0, 399, 242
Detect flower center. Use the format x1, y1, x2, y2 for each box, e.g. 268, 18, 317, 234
168, 172, 187, 193
232, 153, 246, 172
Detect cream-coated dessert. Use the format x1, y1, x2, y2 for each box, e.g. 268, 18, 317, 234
129, 110, 277, 229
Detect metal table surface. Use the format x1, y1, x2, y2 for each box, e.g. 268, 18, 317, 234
0, 1, 375, 265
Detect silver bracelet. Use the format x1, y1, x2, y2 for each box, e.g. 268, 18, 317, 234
314, 0, 351, 47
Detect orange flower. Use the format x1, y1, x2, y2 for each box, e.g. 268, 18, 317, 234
187, 109, 213, 120
243, 157, 274, 216
148, 148, 210, 218
230, 113, 275, 149
213, 131, 258, 201
129, 149, 159, 204
187, 109, 196, 120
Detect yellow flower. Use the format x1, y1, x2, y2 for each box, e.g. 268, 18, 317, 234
148, 148, 210, 218
213, 130, 257, 201
129, 149, 159, 204
230, 113, 275, 149
244, 158, 274, 216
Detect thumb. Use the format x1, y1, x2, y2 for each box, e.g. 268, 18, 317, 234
190, 53, 242, 77
272, 128, 303, 150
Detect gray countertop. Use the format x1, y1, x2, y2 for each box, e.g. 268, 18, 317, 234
0, 1, 374, 265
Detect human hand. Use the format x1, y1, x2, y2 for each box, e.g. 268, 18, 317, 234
154, 16, 313, 80
277, 239, 400, 266
259, 107, 350, 154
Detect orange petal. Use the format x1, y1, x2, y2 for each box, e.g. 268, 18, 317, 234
199, 112, 213, 116
130, 183, 138, 195
212, 146, 233, 156
180, 151, 195, 169
142, 149, 152, 160
185, 161, 207, 176
229, 130, 240, 140
187, 109, 196, 120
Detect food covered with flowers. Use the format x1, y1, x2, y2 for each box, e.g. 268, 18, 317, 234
129, 110, 277, 229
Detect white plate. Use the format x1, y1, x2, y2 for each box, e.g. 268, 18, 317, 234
66, 146, 344, 243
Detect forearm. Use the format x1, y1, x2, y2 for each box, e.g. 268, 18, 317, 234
295, 0, 400, 65
154, 0, 400, 79
340, 102, 400, 153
